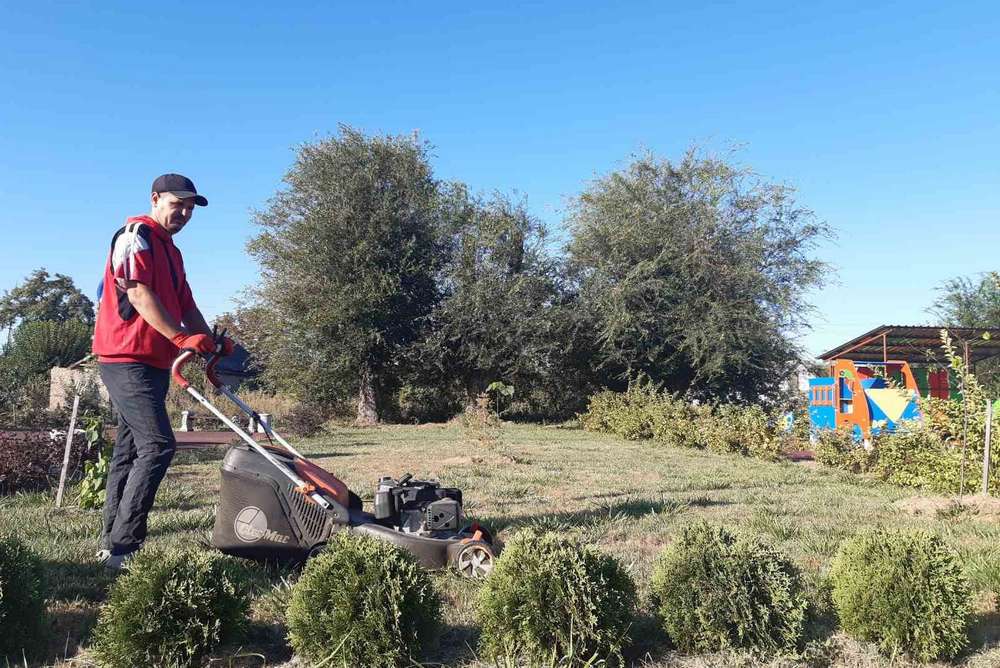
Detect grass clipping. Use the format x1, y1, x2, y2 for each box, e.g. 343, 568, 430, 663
830, 527, 972, 661
91, 548, 250, 668
286, 532, 442, 668
650, 521, 808, 655
477, 528, 636, 666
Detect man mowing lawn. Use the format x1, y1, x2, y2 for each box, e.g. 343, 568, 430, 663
91, 173, 232, 571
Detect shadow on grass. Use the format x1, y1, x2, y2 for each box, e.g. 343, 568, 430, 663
434, 623, 480, 665
965, 608, 1000, 657
210, 621, 293, 667
43, 558, 115, 602
41, 602, 100, 667
489, 495, 721, 534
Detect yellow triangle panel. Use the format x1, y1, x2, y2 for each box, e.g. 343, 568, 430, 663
865, 388, 914, 423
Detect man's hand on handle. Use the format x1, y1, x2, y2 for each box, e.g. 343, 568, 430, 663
171, 332, 216, 354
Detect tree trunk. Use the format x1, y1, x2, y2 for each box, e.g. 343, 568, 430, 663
356, 363, 379, 426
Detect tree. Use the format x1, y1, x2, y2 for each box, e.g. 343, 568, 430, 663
0, 269, 95, 334
566, 149, 829, 401
931, 272, 1000, 393
247, 127, 445, 424
410, 191, 568, 410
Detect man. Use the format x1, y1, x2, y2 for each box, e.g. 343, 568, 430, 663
92, 173, 231, 570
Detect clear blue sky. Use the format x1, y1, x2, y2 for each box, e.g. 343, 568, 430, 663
1, 2, 998, 357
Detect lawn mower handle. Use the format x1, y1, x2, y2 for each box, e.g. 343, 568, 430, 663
171, 349, 224, 390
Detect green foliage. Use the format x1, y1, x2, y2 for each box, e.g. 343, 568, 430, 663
410, 192, 575, 413
931, 272, 1000, 394
0, 319, 93, 424
580, 383, 788, 461
650, 522, 808, 655
77, 413, 112, 509
829, 528, 972, 661
0, 536, 47, 661
286, 532, 441, 668
477, 529, 636, 666
91, 548, 249, 668
566, 148, 829, 401
812, 427, 874, 473
247, 126, 446, 423
0, 268, 94, 330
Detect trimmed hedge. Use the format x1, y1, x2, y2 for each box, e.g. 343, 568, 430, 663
90, 548, 250, 668
0, 536, 47, 661
477, 529, 636, 666
286, 532, 441, 668
650, 522, 808, 655
830, 528, 972, 661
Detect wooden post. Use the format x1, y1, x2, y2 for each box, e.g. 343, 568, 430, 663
983, 399, 993, 496
55, 395, 80, 508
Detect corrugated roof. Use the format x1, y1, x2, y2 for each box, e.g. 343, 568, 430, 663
818, 325, 1000, 364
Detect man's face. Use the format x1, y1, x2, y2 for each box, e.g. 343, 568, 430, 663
150, 191, 196, 235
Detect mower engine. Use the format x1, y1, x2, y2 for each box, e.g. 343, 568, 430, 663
374, 474, 463, 535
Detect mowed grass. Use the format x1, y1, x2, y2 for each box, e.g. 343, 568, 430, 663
3, 422, 1000, 667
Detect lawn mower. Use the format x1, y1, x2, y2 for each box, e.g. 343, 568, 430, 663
170, 340, 497, 578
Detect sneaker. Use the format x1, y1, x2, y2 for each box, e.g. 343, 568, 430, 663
95, 548, 111, 564
104, 551, 137, 572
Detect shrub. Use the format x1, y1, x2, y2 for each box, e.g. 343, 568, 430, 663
91, 548, 249, 668
283, 400, 333, 436
0, 428, 96, 495
701, 404, 783, 460
286, 532, 441, 667
650, 522, 808, 655
813, 427, 874, 473
478, 529, 636, 666
648, 394, 706, 450
0, 536, 47, 661
829, 528, 972, 661
869, 424, 971, 494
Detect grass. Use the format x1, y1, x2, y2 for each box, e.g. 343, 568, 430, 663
2, 422, 1000, 666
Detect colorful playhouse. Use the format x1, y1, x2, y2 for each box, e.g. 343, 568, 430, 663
808, 325, 1000, 439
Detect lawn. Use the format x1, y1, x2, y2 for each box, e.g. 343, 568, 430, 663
3, 422, 1000, 667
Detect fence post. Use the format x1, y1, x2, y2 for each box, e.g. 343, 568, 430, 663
180, 410, 191, 432
983, 399, 993, 496
55, 395, 80, 508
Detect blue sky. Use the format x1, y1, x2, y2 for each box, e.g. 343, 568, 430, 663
1, 2, 998, 357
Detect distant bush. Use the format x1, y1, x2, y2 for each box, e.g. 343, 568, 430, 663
283, 400, 333, 436
650, 522, 808, 655
91, 549, 250, 668
286, 532, 441, 668
581, 384, 789, 461
478, 529, 636, 666
812, 427, 874, 473
869, 424, 970, 494
830, 528, 972, 661
0, 536, 47, 661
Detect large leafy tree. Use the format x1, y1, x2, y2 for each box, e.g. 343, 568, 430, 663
247, 127, 445, 424
411, 191, 568, 409
566, 149, 829, 401
0, 268, 95, 333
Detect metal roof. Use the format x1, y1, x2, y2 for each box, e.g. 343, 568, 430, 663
818, 325, 1000, 364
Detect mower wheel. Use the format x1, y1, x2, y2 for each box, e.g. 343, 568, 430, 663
454, 540, 495, 579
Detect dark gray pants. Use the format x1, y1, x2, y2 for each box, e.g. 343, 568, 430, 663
98, 362, 176, 556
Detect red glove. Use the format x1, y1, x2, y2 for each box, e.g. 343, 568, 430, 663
170, 332, 216, 354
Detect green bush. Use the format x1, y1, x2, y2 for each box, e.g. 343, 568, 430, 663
478, 529, 636, 666
650, 522, 808, 655
829, 528, 972, 661
581, 385, 791, 461
813, 427, 874, 473
0, 536, 47, 661
91, 548, 249, 668
286, 532, 441, 667
869, 424, 972, 494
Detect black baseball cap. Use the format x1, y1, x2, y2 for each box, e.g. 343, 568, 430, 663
151, 173, 208, 206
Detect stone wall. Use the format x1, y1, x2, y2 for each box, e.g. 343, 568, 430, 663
49, 366, 110, 410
